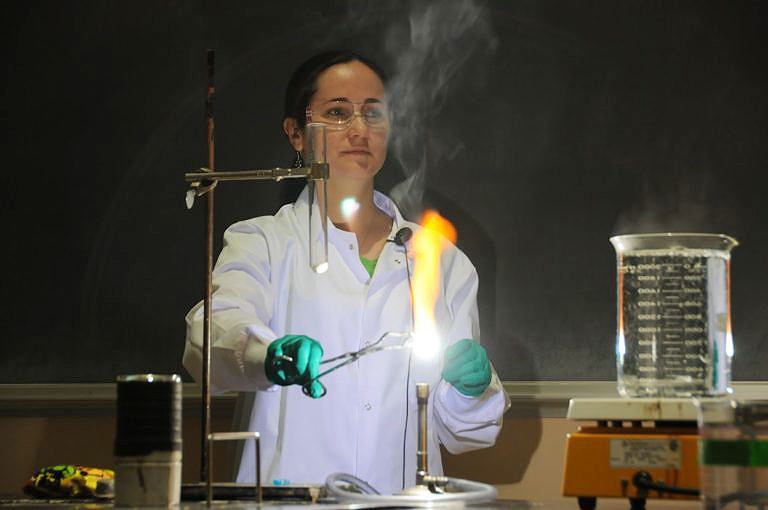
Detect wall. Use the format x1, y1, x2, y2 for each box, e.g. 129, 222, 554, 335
4, 1, 768, 385
1, 401, 564, 499
0, 401, 235, 496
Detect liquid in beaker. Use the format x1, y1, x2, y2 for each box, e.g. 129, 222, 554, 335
611, 234, 737, 398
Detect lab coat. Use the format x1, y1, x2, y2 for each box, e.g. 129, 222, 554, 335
184, 187, 510, 495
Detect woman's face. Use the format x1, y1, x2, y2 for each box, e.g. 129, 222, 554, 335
299, 60, 389, 182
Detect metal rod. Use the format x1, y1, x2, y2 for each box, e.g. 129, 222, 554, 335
188, 55, 331, 502
205, 432, 261, 504
256, 434, 262, 503
207, 430, 214, 507
186, 168, 306, 182
182, 52, 333, 507
184, 162, 327, 184
416, 383, 429, 486
202, 49, 214, 503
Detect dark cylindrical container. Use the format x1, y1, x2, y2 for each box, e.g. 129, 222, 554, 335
114, 374, 181, 507
115, 374, 181, 456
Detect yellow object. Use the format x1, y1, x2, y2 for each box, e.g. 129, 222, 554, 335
562, 425, 700, 501
24, 465, 114, 498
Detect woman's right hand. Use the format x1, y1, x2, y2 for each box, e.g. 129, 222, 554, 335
265, 335, 325, 398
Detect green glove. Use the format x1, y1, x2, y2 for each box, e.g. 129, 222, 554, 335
265, 335, 325, 398
441, 338, 492, 397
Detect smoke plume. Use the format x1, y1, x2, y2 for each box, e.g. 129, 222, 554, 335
613, 171, 719, 235
383, 0, 497, 220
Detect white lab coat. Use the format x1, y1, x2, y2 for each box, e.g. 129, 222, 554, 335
184, 187, 509, 495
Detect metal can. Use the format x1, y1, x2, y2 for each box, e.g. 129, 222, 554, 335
114, 374, 182, 507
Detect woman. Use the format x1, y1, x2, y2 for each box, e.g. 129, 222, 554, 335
184, 51, 509, 495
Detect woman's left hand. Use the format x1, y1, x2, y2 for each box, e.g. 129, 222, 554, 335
441, 338, 492, 397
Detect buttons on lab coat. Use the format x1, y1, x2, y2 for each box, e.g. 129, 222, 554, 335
187, 188, 507, 496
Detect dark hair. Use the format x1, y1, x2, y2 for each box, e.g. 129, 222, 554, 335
284, 50, 388, 129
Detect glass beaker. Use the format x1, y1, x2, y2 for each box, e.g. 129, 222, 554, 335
695, 399, 768, 509
610, 233, 738, 398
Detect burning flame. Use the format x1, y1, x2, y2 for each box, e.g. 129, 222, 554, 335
410, 210, 457, 359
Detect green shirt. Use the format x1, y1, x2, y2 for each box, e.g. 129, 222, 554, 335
360, 256, 378, 277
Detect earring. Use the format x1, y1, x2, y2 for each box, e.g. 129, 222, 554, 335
292, 151, 304, 168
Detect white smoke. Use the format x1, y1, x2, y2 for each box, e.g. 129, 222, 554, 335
384, 0, 497, 220
614, 171, 717, 235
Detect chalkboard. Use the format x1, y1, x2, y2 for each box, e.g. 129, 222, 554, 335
3, 1, 766, 383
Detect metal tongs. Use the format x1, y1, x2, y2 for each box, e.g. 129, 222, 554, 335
275, 331, 413, 397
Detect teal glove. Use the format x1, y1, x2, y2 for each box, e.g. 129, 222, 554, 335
441, 338, 492, 397
265, 335, 325, 398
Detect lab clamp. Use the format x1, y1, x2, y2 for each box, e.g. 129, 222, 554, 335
184, 50, 329, 505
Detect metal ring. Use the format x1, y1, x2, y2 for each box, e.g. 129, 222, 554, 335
302, 379, 327, 398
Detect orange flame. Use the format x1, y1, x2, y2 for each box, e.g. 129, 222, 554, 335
410, 210, 457, 359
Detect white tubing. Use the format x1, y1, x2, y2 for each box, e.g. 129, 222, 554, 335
325, 473, 497, 506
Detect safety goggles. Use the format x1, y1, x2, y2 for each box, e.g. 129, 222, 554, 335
306, 100, 389, 130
